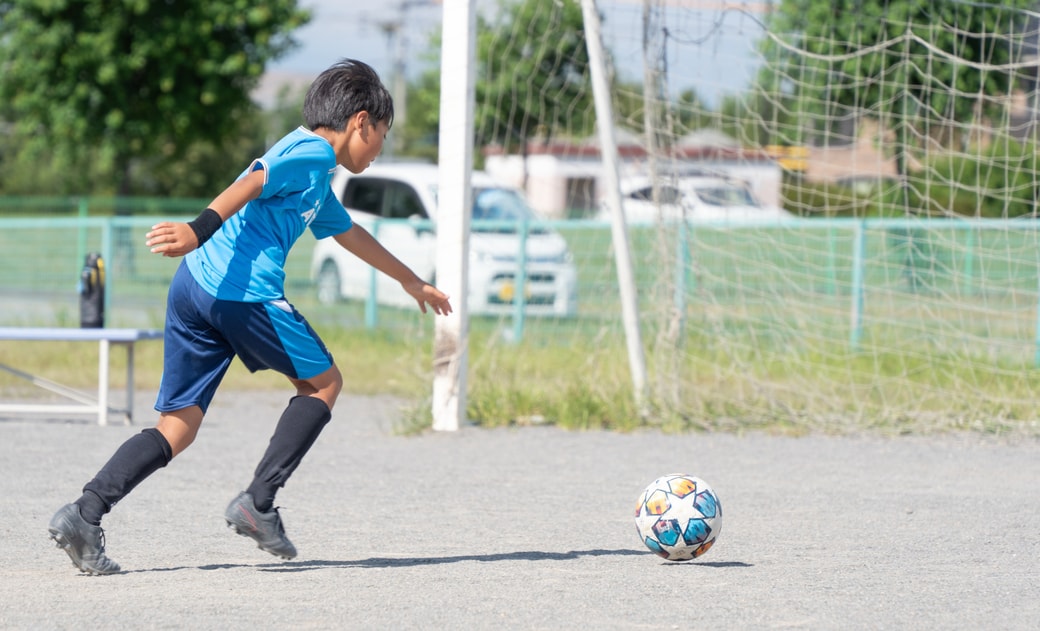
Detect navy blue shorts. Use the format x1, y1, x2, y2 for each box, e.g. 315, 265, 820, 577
155, 262, 334, 413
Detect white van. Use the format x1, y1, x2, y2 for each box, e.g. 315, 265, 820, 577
311, 163, 578, 316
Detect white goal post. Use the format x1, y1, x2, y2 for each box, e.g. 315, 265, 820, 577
431, 0, 477, 432
580, 0, 649, 413
431, 0, 649, 430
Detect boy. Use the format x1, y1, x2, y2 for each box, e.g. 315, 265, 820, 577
47, 59, 451, 575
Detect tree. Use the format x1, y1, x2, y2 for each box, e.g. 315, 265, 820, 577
475, 0, 593, 154
0, 0, 309, 195
392, 1, 595, 166
761, 0, 1035, 207
399, 69, 442, 163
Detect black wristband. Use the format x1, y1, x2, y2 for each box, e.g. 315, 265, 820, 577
187, 208, 223, 246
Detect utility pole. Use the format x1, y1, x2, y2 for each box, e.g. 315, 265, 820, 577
372, 0, 440, 157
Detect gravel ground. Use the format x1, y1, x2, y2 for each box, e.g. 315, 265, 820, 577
1, 389, 1038, 630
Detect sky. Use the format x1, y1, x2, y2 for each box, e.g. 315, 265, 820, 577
269, 1, 441, 76
265, 0, 770, 108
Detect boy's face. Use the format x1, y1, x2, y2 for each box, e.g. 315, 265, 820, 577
342, 114, 390, 174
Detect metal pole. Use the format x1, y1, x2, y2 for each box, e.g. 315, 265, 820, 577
849, 220, 866, 351
581, 0, 649, 413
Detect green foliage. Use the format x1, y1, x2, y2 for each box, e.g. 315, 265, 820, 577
920, 137, 1040, 218
717, 89, 803, 148
0, 0, 310, 194
132, 128, 267, 198
785, 136, 1040, 219
783, 176, 881, 217
611, 84, 717, 147
674, 89, 715, 135
398, 70, 442, 163
611, 81, 648, 132
860, 137, 1040, 218
761, 0, 1035, 173
396, 1, 597, 162
475, 0, 593, 151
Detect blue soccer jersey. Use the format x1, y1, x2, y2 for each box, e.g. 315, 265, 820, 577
186, 126, 353, 302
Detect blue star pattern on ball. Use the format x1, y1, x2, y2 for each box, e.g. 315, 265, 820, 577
635, 474, 723, 561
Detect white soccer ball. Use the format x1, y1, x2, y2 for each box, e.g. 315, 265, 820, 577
634, 473, 722, 561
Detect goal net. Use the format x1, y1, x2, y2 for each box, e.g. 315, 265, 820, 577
469, 0, 1040, 433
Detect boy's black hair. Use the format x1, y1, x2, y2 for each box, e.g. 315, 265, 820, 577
303, 58, 394, 131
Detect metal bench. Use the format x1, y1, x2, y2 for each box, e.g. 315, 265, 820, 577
0, 327, 163, 425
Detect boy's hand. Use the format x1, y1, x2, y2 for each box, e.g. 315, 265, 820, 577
146, 222, 198, 257
403, 279, 453, 315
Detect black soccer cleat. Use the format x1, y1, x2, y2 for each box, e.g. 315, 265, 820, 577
48, 503, 122, 575
224, 491, 297, 560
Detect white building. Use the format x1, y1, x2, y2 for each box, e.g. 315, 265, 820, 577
484, 128, 783, 219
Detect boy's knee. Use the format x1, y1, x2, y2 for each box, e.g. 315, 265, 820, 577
327, 368, 343, 407
155, 408, 203, 458
329, 365, 344, 391
321, 365, 343, 396
293, 365, 342, 409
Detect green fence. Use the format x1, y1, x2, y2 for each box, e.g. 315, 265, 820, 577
4, 203, 1040, 429
3, 211, 1040, 357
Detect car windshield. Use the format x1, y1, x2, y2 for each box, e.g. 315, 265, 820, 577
472, 187, 547, 233
692, 185, 758, 207
473, 188, 535, 220
628, 185, 684, 205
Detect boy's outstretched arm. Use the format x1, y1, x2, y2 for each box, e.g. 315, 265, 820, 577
146, 169, 266, 257
333, 224, 453, 315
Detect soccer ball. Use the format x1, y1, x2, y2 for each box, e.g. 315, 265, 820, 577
635, 473, 722, 561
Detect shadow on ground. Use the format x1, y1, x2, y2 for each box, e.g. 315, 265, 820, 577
123, 549, 753, 574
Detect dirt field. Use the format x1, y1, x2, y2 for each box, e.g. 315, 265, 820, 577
1, 390, 1038, 630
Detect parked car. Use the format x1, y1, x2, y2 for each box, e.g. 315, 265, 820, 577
311, 163, 578, 316
600, 174, 795, 224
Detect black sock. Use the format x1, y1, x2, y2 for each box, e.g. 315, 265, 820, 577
75, 428, 173, 525
246, 396, 332, 512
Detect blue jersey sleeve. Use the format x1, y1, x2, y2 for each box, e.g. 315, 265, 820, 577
256, 150, 328, 200
309, 189, 353, 239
